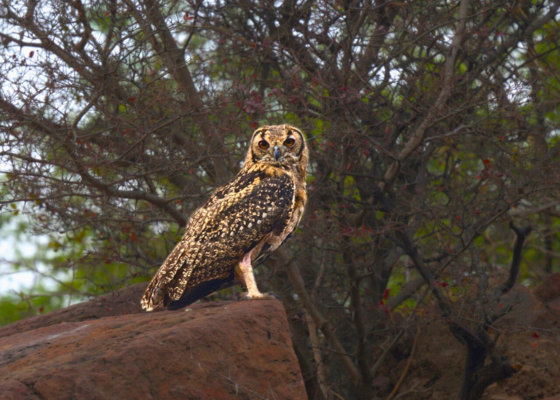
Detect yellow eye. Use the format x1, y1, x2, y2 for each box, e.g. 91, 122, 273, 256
284, 138, 295, 147
258, 140, 269, 149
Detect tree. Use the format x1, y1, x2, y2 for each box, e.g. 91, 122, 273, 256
1, 0, 560, 398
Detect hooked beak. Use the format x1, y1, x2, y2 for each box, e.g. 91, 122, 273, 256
274, 145, 281, 161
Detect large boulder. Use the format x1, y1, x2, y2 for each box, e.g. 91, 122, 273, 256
0, 295, 306, 400
0, 283, 151, 339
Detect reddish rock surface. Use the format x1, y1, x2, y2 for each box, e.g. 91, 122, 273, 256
0, 297, 306, 400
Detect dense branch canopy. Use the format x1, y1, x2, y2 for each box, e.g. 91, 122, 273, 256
1, 0, 560, 398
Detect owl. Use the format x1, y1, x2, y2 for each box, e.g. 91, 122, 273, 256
141, 125, 308, 311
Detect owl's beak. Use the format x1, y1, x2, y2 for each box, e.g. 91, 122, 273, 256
274, 145, 281, 161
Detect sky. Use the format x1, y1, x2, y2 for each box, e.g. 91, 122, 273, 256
0, 216, 52, 296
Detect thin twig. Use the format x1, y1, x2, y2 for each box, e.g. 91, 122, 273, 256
385, 328, 420, 400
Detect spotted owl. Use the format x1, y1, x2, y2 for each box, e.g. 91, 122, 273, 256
141, 125, 308, 311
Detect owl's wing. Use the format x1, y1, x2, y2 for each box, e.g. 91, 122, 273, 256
141, 170, 295, 311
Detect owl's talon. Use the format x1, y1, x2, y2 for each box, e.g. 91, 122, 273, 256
239, 292, 280, 301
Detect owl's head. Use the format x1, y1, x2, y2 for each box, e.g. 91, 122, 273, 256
246, 124, 308, 177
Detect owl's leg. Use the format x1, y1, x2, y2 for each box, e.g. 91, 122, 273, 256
235, 251, 274, 300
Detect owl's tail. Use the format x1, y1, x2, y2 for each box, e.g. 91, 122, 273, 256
141, 276, 166, 312
141, 243, 188, 311
164, 272, 237, 311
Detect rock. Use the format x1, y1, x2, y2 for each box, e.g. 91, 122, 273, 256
547, 297, 560, 315
0, 283, 152, 339
500, 285, 548, 326
531, 273, 560, 320
489, 395, 522, 400
533, 273, 560, 303
0, 298, 306, 400
382, 285, 560, 400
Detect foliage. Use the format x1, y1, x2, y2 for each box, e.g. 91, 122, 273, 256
1, 0, 560, 399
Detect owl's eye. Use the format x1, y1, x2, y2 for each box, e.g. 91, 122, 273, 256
258, 140, 269, 149
284, 138, 296, 147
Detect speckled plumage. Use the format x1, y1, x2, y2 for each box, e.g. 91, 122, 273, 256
141, 125, 308, 311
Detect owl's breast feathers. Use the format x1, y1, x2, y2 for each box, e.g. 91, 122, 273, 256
141, 164, 305, 311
